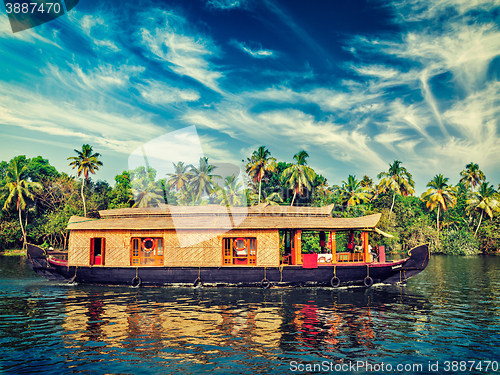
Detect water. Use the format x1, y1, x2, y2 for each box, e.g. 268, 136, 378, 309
1, 255, 499, 374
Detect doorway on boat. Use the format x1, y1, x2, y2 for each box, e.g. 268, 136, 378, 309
90, 237, 105, 265
222, 237, 257, 265
130, 238, 164, 266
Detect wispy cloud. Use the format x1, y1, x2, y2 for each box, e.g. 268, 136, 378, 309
138, 10, 224, 94
390, 0, 500, 21
137, 80, 200, 105
45, 63, 145, 91
230, 39, 276, 59
0, 82, 165, 154
206, 0, 250, 10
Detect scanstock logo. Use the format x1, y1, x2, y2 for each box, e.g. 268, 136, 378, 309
4, 0, 79, 33
128, 126, 248, 248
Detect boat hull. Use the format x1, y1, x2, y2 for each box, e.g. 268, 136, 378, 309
27, 244, 429, 288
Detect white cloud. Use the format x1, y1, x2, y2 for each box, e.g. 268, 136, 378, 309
45, 63, 145, 91
206, 0, 249, 10
69, 11, 120, 52
0, 83, 166, 154
230, 40, 276, 59
384, 23, 500, 92
137, 80, 200, 105
138, 10, 223, 93
443, 81, 500, 142
391, 0, 500, 21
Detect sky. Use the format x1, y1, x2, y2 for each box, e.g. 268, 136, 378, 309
0, 0, 499, 194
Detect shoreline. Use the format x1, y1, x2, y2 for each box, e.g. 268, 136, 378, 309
0, 249, 27, 256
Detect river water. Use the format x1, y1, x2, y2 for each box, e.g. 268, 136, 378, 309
1, 255, 499, 374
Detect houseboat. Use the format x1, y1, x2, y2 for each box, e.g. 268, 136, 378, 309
27, 204, 429, 288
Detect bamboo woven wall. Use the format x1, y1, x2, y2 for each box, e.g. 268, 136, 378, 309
68, 230, 132, 266
224, 229, 279, 267
68, 228, 280, 267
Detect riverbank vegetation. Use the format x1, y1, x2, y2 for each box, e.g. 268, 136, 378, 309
1, 146, 499, 255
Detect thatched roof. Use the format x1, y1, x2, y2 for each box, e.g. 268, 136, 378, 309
97, 203, 336, 219
67, 204, 381, 231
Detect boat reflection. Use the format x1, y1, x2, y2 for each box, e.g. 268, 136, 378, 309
60, 286, 430, 362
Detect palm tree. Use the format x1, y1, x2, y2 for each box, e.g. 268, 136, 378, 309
132, 179, 164, 208
377, 160, 415, 217
245, 146, 277, 204
189, 157, 221, 201
281, 150, 316, 206
68, 144, 103, 217
459, 162, 485, 191
167, 161, 192, 193
467, 182, 500, 236
420, 174, 457, 233
248, 189, 283, 206
1, 159, 42, 249
340, 175, 371, 207
217, 175, 245, 207
360, 175, 373, 188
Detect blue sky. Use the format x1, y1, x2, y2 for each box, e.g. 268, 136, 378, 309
1, 0, 499, 194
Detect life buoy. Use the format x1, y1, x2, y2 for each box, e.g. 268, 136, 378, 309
364, 276, 373, 287
234, 238, 247, 251
131, 276, 142, 288
260, 278, 271, 289
330, 276, 340, 287
142, 238, 155, 253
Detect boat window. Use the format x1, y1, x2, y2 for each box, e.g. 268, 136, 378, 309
130, 237, 164, 266
222, 237, 257, 266
90, 238, 105, 266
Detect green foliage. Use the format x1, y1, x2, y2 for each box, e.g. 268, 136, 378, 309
301, 231, 321, 254
440, 229, 480, 255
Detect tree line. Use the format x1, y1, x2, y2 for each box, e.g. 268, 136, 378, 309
1, 144, 499, 255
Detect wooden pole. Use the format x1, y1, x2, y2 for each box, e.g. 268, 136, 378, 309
330, 231, 336, 263
363, 232, 369, 262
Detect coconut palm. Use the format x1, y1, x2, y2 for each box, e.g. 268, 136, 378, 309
377, 160, 415, 217
217, 175, 245, 207
459, 162, 485, 191
167, 161, 192, 193
281, 150, 316, 206
132, 180, 164, 208
467, 182, 500, 236
1, 159, 42, 249
245, 146, 277, 204
68, 144, 103, 217
248, 189, 283, 206
420, 174, 457, 233
340, 175, 371, 207
360, 175, 373, 189
189, 157, 221, 201
130, 166, 164, 208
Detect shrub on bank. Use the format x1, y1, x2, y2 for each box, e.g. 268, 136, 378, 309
440, 229, 480, 256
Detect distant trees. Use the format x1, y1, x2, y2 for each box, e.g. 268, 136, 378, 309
245, 146, 276, 205
68, 144, 103, 217
377, 160, 415, 217
1, 146, 500, 255
281, 150, 316, 206
467, 182, 500, 236
460, 162, 485, 191
421, 174, 457, 234
1, 159, 42, 249
339, 175, 371, 207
